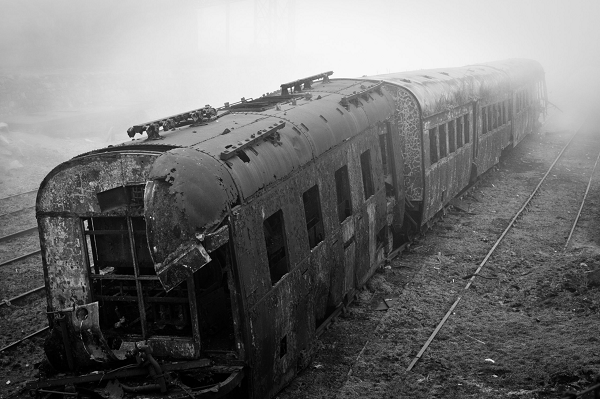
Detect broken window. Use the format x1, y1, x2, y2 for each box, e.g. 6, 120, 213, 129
335, 165, 352, 223
263, 210, 289, 285
96, 185, 145, 213
448, 120, 456, 153
429, 127, 438, 164
360, 150, 375, 199
82, 216, 192, 338
439, 124, 447, 158
464, 114, 470, 144
302, 185, 325, 249
456, 117, 463, 148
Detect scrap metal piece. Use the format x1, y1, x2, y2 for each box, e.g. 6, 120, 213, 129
154, 240, 212, 292
280, 71, 333, 95
26, 358, 213, 390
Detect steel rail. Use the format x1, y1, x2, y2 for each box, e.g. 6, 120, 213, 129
406, 124, 584, 372
0, 226, 38, 243
0, 249, 41, 268
0, 205, 35, 219
0, 326, 49, 352
564, 148, 600, 251
0, 189, 37, 201
1, 285, 45, 308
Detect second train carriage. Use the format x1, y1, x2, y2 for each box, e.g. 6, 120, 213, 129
31, 59, 545, 398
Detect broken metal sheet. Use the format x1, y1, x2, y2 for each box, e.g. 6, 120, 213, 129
145, 147, 238, 290
154, 240, 212, 292
59, 302, 121, 368
204, 225, 229, 252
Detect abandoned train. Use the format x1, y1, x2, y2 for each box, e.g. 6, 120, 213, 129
30, 59, 546, 398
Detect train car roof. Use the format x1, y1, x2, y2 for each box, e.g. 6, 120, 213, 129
76, 77, 395, 202
72, 59, 544, 204
367, 58, 544, 118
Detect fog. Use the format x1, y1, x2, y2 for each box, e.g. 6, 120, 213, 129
1, 0, 599, 141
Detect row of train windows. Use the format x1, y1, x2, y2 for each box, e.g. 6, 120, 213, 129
264, 150, 374, 285
481, 100, 511, 135
429, 114, 470, 164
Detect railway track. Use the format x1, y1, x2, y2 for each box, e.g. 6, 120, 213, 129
0, 188, 41, 269
0, 188, 47, 355
407, 120, 595, 371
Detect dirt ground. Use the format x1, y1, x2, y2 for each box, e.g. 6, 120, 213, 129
2, 110, 600, 399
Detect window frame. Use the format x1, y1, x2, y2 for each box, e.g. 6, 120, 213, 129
429, 126, 439, 164
302, 185, 325, 249
334, 165, 353, 223
360, 150, 375, 199
81, 215, 197, 340
263, 209, 290, 285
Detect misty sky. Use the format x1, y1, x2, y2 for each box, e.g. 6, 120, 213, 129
1, 0, 599, 114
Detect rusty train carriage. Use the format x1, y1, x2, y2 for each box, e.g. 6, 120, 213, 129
30, 59, 545, 398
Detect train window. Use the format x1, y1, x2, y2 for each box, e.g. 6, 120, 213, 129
263, 210, 289, 285
493, 104, 498, 129
448, 120, 456, 153
302, 185, 325, 249
96, 185, 145, 213
456, 117, 463, 148
439, 124, 447, 158
378, 134, 388, 175
83, 217, 139, 274
481, 107, 487, 134
360, 150, 375, 199
464, 114, 470, 144
488, 106, 493, 132
335, 166, 352, 222
429, 127, 438, 164
280, 335, 287, 358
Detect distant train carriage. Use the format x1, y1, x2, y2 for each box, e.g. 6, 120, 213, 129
30, 59, 545, 398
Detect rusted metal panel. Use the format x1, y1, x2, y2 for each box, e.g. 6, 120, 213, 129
145, 147, 239, 290
248, 258, 313, 399
38, 216, 88, 310
37, 153, 159, 215
223, 126, 308, 200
